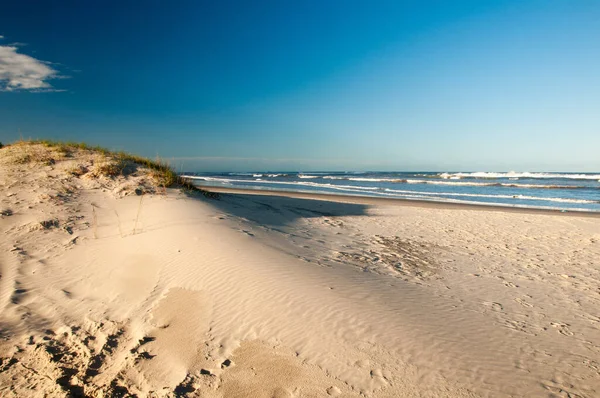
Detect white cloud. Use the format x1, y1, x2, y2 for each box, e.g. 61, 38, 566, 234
0, 45, 62, 92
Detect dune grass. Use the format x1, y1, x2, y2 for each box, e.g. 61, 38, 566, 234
7, 139, 218, 198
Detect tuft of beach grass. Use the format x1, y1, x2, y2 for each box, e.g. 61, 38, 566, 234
1, 139, 218, 199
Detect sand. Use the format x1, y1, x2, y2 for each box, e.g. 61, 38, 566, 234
1, 143, 599, 397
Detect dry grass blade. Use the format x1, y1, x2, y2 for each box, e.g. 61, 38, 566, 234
1, 139, 217, 199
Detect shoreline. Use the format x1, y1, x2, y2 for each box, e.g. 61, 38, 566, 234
200, 185, 600, 218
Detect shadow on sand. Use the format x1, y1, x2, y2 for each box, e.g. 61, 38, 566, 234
206, 191, 370, 228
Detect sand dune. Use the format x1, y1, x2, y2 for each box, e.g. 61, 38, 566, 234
1, 143, 599, 397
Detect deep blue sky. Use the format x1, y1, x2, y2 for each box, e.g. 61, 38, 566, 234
1, 1, 599, 171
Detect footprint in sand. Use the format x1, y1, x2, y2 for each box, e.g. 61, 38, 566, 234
370, 368, 389, 389
142, 288, 209, 387
483, 301, 503, 312
543, 384, 584, 397
272, 387, 297, 398
515, 297, 533, 308
130, 336, 157, 362
550, 322, 574, 337
581, 314, 600, 324
504, 319, 537, 336
10, 288, 28, 304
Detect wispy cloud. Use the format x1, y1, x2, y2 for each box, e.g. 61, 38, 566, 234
0, 40, 64, 92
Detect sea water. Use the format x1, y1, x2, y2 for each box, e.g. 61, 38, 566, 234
183, 171, 600, 212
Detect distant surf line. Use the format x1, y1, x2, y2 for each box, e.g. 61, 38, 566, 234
182, 176, 599, 205
182, 175, 595, 191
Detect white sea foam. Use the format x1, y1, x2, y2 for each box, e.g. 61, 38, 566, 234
326, 177, 408, 183
383, 189, 599, 204
370, 191, 596, 212
298, 175, 319, 179
182, 175, 592, 190
180, 176, 379, 191
182, 176, 233, 182
439, 172, 600, 180
406, 179, 491, 186
349, 177, 406, 182
405, 180, 589, 189
317, 176, 591, 189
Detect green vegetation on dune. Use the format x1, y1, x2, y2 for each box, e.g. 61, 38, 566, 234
4, 139, 218, 199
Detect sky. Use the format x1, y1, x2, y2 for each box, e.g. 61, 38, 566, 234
0, 0, 599, 172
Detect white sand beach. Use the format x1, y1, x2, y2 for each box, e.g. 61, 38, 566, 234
1, 143, 599, 397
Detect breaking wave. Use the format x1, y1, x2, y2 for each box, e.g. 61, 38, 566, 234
438, 172, 600, 180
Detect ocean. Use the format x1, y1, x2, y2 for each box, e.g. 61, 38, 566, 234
183, 171, 600, 212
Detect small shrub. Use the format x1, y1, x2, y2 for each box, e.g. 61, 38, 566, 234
54, 145, 73, 158
14, 153, 32, 164
40, 219, 60, 229
67, 165, 88, 176
95, 162, 121, 177
41, 156, 55, 166
0, 208, 13, 216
